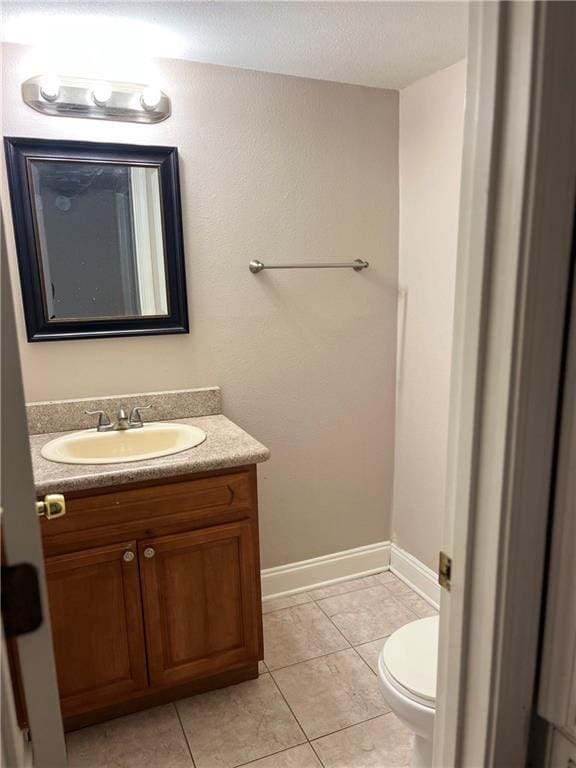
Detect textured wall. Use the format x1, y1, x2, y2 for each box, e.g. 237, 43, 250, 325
393, 60, 466, 570
2, 43, 399, 569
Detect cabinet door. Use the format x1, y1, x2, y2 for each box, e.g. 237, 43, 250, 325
45, 541, 148, 718
139, 520, 261, 687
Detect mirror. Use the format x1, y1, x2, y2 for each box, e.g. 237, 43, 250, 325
4, 138, 188, 341
30, 161, 168, 321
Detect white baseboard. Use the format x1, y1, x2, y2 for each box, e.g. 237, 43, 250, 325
389, 543, 440, 608
261, 541, 391, 600
260, 540, 440, 609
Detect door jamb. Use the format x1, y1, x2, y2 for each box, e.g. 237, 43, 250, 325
434, 2, 576, 765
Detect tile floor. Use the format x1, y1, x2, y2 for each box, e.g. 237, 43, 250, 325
66, 571, 437, 768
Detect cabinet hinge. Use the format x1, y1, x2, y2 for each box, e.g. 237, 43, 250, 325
1, 563, 43, 638
438, 551, 452, 592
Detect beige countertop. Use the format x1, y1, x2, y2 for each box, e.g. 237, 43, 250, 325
31, 415, 270, 496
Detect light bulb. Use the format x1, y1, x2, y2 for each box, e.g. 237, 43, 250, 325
39, 75, 60, 102
91, 82, 112, 106
140, 86, 161, 111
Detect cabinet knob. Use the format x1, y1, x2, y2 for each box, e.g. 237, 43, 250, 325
143, 547, 155, 559
123, 550, 135, 563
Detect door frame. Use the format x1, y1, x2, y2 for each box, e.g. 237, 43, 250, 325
434, 2, 576, 765
537, 257, 576, 746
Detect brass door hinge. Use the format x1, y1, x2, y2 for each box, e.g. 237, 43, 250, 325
439, 551, 452, 591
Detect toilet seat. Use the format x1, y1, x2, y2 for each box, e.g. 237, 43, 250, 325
381, 615, 438, 707
379, 657, 435, 709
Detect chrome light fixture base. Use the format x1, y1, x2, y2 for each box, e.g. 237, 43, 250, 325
22, 75, 171, 124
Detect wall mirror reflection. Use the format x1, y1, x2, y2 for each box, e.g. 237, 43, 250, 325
4, 137, 188, 341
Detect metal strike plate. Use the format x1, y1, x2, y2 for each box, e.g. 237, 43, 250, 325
438, 551, 452, 592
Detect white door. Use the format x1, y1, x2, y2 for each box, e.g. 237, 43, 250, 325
434, 2, 576, 766
1, 220, 67, 766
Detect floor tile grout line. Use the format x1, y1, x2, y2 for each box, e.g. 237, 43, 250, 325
384, 588, 422, 617
268, 642, 385, 681
231, 741, 313, 768
270, 649, 394, 745
350, 643, 383, 678
290, 707, 394, 747
308, 584, 422, 651
263, 577, 422, 671
381, 578, 428, 604
312, 577, 398, 606
261, 571, 423, 619
390, 588, 439, 618
304, 571, 389, 602
229, 670, 332, 768
173, 701, 197, 768
388, 593, 421, 620
262, 598, 314, 616
312, 597, 356, 646
353, 634, 392, 651
175, 674, 309, 768
261, 570, 394, 616
314, 582, 422, 629
309, 710, 397, 745
266, 644, 353, 674
267, 665, 311, 745
308, 738, 327, 768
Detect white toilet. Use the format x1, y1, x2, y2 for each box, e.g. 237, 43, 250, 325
377, 615, 439, 768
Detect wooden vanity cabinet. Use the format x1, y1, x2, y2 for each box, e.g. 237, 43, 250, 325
45, 541, 149, 715
139, 520, 259, 688
39, 465, 263, 730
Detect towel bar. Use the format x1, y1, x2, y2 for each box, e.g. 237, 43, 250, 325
249, 259, 369, 274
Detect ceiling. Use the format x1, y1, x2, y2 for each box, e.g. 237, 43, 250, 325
1, 1, 468, 90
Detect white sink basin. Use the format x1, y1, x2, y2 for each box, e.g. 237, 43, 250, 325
41, 423, 207, 465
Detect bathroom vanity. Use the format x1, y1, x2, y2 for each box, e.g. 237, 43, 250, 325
21, 388, 270, 730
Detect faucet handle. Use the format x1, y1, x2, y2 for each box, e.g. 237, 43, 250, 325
84, 410, 112, 430
129, 404, 152, 426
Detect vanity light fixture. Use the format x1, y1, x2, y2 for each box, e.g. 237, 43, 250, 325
22, 75, 171, 123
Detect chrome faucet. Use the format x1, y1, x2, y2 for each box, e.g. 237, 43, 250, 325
115, 407, 131, 430
85, 405, 152, 432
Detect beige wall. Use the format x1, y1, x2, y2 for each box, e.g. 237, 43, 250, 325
1, 43, 399, 569
393, 60, 466, 570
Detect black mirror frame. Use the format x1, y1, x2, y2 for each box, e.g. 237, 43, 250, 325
3, 137, 189, 342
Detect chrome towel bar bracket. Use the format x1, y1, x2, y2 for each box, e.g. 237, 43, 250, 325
249, 259, 369, 274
